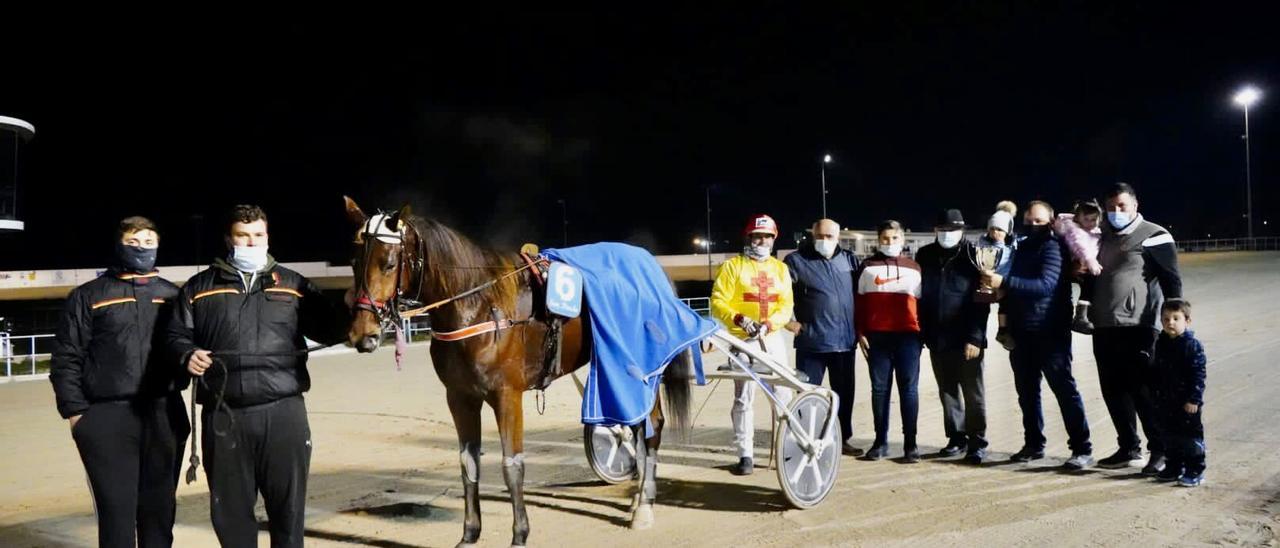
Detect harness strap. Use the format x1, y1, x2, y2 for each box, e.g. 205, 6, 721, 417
433, 319, 518, 341
398, 257, 548, 319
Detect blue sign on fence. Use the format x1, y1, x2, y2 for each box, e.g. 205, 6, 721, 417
545, 262, 583, 318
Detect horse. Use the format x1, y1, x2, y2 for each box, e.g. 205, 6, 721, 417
342, 196, 694, 547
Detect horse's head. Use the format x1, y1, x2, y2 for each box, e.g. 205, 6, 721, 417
344, 196, 415, 353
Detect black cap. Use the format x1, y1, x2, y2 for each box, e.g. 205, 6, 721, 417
934, 209, 966, 229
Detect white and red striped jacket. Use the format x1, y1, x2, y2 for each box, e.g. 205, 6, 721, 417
855, 254, 922, 334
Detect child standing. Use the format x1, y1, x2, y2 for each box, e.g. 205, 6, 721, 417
1152, 299, 1207, 486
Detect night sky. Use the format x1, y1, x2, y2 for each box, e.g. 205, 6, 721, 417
1, 7, 1277, 271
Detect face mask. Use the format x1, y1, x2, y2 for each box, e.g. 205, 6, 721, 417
813, 239, 837, 258
1023, 224, 1050, 237
881, 243, 903, 257
744, 243, 772, 260
1107, 211, 1132, 229
936, 230, 963, 249
115, 243, 157, 273
230, 245, 270, 272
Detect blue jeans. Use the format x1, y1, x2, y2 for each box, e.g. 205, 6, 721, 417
866, 332, 922, 444
1009, 330, 1092, 455
796, 350, 856, 442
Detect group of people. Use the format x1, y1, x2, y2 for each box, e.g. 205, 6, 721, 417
48, 184, 1211, 547
709, 182, 1208, 490
51, 205, 349, 547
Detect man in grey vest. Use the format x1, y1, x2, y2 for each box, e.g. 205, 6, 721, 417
1090, 182, 1182, 474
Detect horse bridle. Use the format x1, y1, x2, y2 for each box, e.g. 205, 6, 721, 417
352, 213, 423, 331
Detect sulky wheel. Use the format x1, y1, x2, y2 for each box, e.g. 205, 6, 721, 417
774, 390, 841, 508
584, 424, 637, 484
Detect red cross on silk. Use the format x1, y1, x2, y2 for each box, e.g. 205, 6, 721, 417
741, 271, 778, 321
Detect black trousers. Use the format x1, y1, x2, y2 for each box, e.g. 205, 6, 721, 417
72, 394, 189, 548
1161, 401, 1206, 474
1010, 330, 1092, 455
203, 395, 312, 548
928, 347, 987, 450
1093, 326, 1164, 454
795, 350, 856, 442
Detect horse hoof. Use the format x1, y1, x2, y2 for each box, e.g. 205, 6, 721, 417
630, 503, 654, 530
455, 542, 477, 548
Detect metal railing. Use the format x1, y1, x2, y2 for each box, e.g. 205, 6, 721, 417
2, 333, 56, 377
1178, 237, 1280, 253
681, 297, 710, 316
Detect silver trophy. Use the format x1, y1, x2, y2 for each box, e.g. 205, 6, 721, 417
968, 243, 1006, 303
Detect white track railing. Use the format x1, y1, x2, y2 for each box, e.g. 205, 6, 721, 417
1178, 237, 1280, 252
2, 333, 56, 378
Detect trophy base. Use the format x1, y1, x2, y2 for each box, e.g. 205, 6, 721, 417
974, 290, 1000, 304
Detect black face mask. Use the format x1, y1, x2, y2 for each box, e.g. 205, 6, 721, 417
1022, 224, 1050, 237
115, 243, 157, 273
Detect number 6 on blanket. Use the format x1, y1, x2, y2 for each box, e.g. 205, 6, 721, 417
546, 262, 583, 318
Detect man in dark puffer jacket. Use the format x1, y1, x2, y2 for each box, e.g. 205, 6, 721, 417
982, 200, 1093, 469
168, 205, 349, 548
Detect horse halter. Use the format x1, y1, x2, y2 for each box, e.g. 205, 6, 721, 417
353, 212, 416, 329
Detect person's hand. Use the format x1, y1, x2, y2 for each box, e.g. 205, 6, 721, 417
964, 343, 981, 360
785, 321, 802, 334
68, 414, 81, 431
980, 270, 1004, 289
733, 314, 762, 338
857, 335, 870, 360
344, 288, 356, 308
1184, 402, 1200, 414
187, 349, 214, 376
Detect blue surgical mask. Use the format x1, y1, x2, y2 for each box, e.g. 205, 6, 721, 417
744, 243, 772, 260
1107, 211, 1132, 229
813, 239, 837, 258
881, 243, 903, 257
229, 245, 270, 272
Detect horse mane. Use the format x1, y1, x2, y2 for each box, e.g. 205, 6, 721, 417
405, 215, 519, 315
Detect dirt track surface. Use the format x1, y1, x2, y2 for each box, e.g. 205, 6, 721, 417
2, 252, 1278, 547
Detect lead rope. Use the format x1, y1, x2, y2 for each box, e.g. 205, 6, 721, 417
185, 383, 199, 484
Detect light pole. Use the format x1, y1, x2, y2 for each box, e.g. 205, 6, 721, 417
1234, 86, 1261, 239
704, 186, 713, 281
821, 154, 832, 218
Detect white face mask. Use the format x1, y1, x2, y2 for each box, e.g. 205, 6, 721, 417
813, 239, 837, 258
230, 245, 270, 272
744, 243, 772, 260
881, 243, 903, 257
936, 230, 963, 249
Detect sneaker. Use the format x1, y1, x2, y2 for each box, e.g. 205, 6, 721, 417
1009, 447, 1045, 462
938, 439, 966, 458
1141, 453, 1167, 476
995, 328, 1016, 351
729, 457, 754, 476
903, 445, 921, 463
792, 369, 811, 384
863, 443, 889, 461
964, 447, 988, 465
1156, 464, 1183, 482
1097, 449, 1144, 469
1177, 471, 1204, 487
841, 441, 865, 457
1064, 453, 1096, 470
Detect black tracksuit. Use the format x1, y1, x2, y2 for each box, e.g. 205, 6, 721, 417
167, 258, 348, 547
50, 270, 188, 548
1153, 330, 1207, 474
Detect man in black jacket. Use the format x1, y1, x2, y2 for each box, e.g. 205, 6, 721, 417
916, 209, 991, 463
168, 205, 348, 547
784, 218, 860, 456
51, 216, 187, 548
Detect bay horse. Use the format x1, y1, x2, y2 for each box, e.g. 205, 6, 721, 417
342, 196, 694, 547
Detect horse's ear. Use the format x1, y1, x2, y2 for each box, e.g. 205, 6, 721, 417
387, 204, 412, 232
343, 195, 367, 226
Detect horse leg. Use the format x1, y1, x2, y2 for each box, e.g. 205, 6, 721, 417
447, 391, 483, 548
631, 401, 664, 529
492, 390, 530, 547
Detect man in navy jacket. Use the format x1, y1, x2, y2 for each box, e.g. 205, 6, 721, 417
784, 218, 861, 455
983, 201, 1094, 469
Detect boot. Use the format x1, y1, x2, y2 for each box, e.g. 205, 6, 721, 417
1071, 301, 1094, 335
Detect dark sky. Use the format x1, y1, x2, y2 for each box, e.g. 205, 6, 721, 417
1, 7, 1277, 270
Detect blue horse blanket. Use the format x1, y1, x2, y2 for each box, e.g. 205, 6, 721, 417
542, 243, 717, 426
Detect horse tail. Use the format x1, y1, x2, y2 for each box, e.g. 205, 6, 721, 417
661, 347, 695, 437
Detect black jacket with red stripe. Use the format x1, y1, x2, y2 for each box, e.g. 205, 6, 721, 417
167, 258, 349, 407
50, 270, 183, 418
